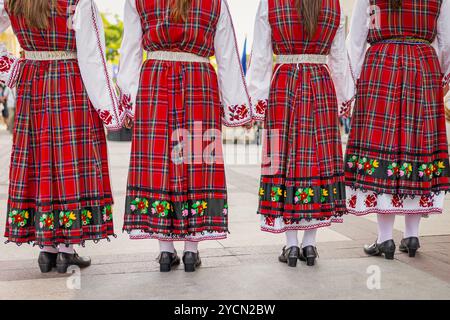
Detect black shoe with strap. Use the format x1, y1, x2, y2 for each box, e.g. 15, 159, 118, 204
183, 251, 202, 272
299, 246, 318, 266
399, 237, 420, 257
278, 246, 300, 267
364, 239, 396, 260
38, 251, 57, 273
159, 250, 181, 272
56, 251, 92, 274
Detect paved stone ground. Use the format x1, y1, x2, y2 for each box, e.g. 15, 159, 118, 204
0, 128, 449, 300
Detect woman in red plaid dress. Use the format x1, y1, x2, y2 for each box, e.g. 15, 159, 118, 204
247, 0, 350, 267
0, 0, 123, 273
345, 0, 450, 259
117, 0, 251, 272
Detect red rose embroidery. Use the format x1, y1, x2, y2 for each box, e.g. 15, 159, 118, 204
121, 93, 132, 111
228, 104, 249, 122
364, 194, 378, 208
255, 99, 267, 115
348, 194, 357, 208
0, 56, 14, 73
265, 216, 275, 227
391, 194, 404, 208
419, 195, 434, 208
98, 109, 113, 125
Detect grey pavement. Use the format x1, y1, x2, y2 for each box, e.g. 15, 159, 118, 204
0, 128, 449, 300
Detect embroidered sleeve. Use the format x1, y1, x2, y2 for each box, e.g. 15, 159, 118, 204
74, 0, 123, 130
437, 0, 450, 87
328, 4, 353, 118
345, 0, 370, 111
0, 44, 21, 88
214, 0, 252, 127
0, 1, 21, 88
116, 0, 143, 120
247, 0, 272, 122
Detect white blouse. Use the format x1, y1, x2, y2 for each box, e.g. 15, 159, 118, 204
247, 0, 351, 120
116, 0, 252, 127
346, 0, 450, 102
0, 0, 124, 130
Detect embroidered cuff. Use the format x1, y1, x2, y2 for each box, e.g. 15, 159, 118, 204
443, 73, 450, 88
221, 102, 252, 127
339, 96, 355, 118
0, 54, 22, 88
251, 99, 268, 121
118, 91, 135, 121
94, 106, 120, 131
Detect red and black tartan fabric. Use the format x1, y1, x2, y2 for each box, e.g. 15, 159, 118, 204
123, 0, 229, 240
257, 0, 346, 228
4, 0, 115, 247
345, 0, 450, 196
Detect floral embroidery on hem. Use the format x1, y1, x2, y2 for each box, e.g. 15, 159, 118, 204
8, 210, 30, 228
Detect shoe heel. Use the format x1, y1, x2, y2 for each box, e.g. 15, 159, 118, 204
384, 252, 395, 260
160, 263, 171, 273
306, 257, 315, 266
184, 263, 196, 273
408, 248, 417, 258
56, 264, 68, 274
288, 257, 297, 267
39, 264, 53, 273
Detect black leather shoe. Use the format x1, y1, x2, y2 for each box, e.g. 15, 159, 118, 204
56, 251, 92, 274
159, 250, 181, 272
278, 246, 300, 267
183, 251, 201, 272
299, 246, 318, 266
38, 251, 57, 273
364, 239, 396, 260
399, 237, 420, 257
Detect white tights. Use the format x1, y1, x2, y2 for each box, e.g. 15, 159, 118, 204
159, 241, 199, 253
40, 244, 74, 254
376, 214, 422, 244
285, 229, 318, 248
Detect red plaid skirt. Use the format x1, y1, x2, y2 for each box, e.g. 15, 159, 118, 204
4, 60, 115, 247
123, 60, 229, 240
345, 41, 450, 195
258, 64, 346, 230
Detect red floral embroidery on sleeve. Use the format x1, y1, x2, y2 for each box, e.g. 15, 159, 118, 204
121, 93, 133, 112
228, 104, 249, 122
255, 99, 268, 115
97, 109, 113, 125
0, 56, 14, 73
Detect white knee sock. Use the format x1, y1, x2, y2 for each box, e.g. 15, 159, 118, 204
302, 229, 317, 248
377, 214, 396, 244
159, 241, 175, 253
184, 241, 199, 253
41, 246, 58, 254
404, 215, 421, 238
58, 244, 75, 254
285, 230, 299, 248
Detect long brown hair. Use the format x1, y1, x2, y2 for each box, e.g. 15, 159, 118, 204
171, 0, 192, 22
7, 0, 58, 29
296, 0, 322, 39
390, 0, 402, 9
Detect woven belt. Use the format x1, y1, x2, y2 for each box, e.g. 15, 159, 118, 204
146, 51, 210, 63
376, 37, 431, 45
24, 51, 77, 61
276, 54, 328, 64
